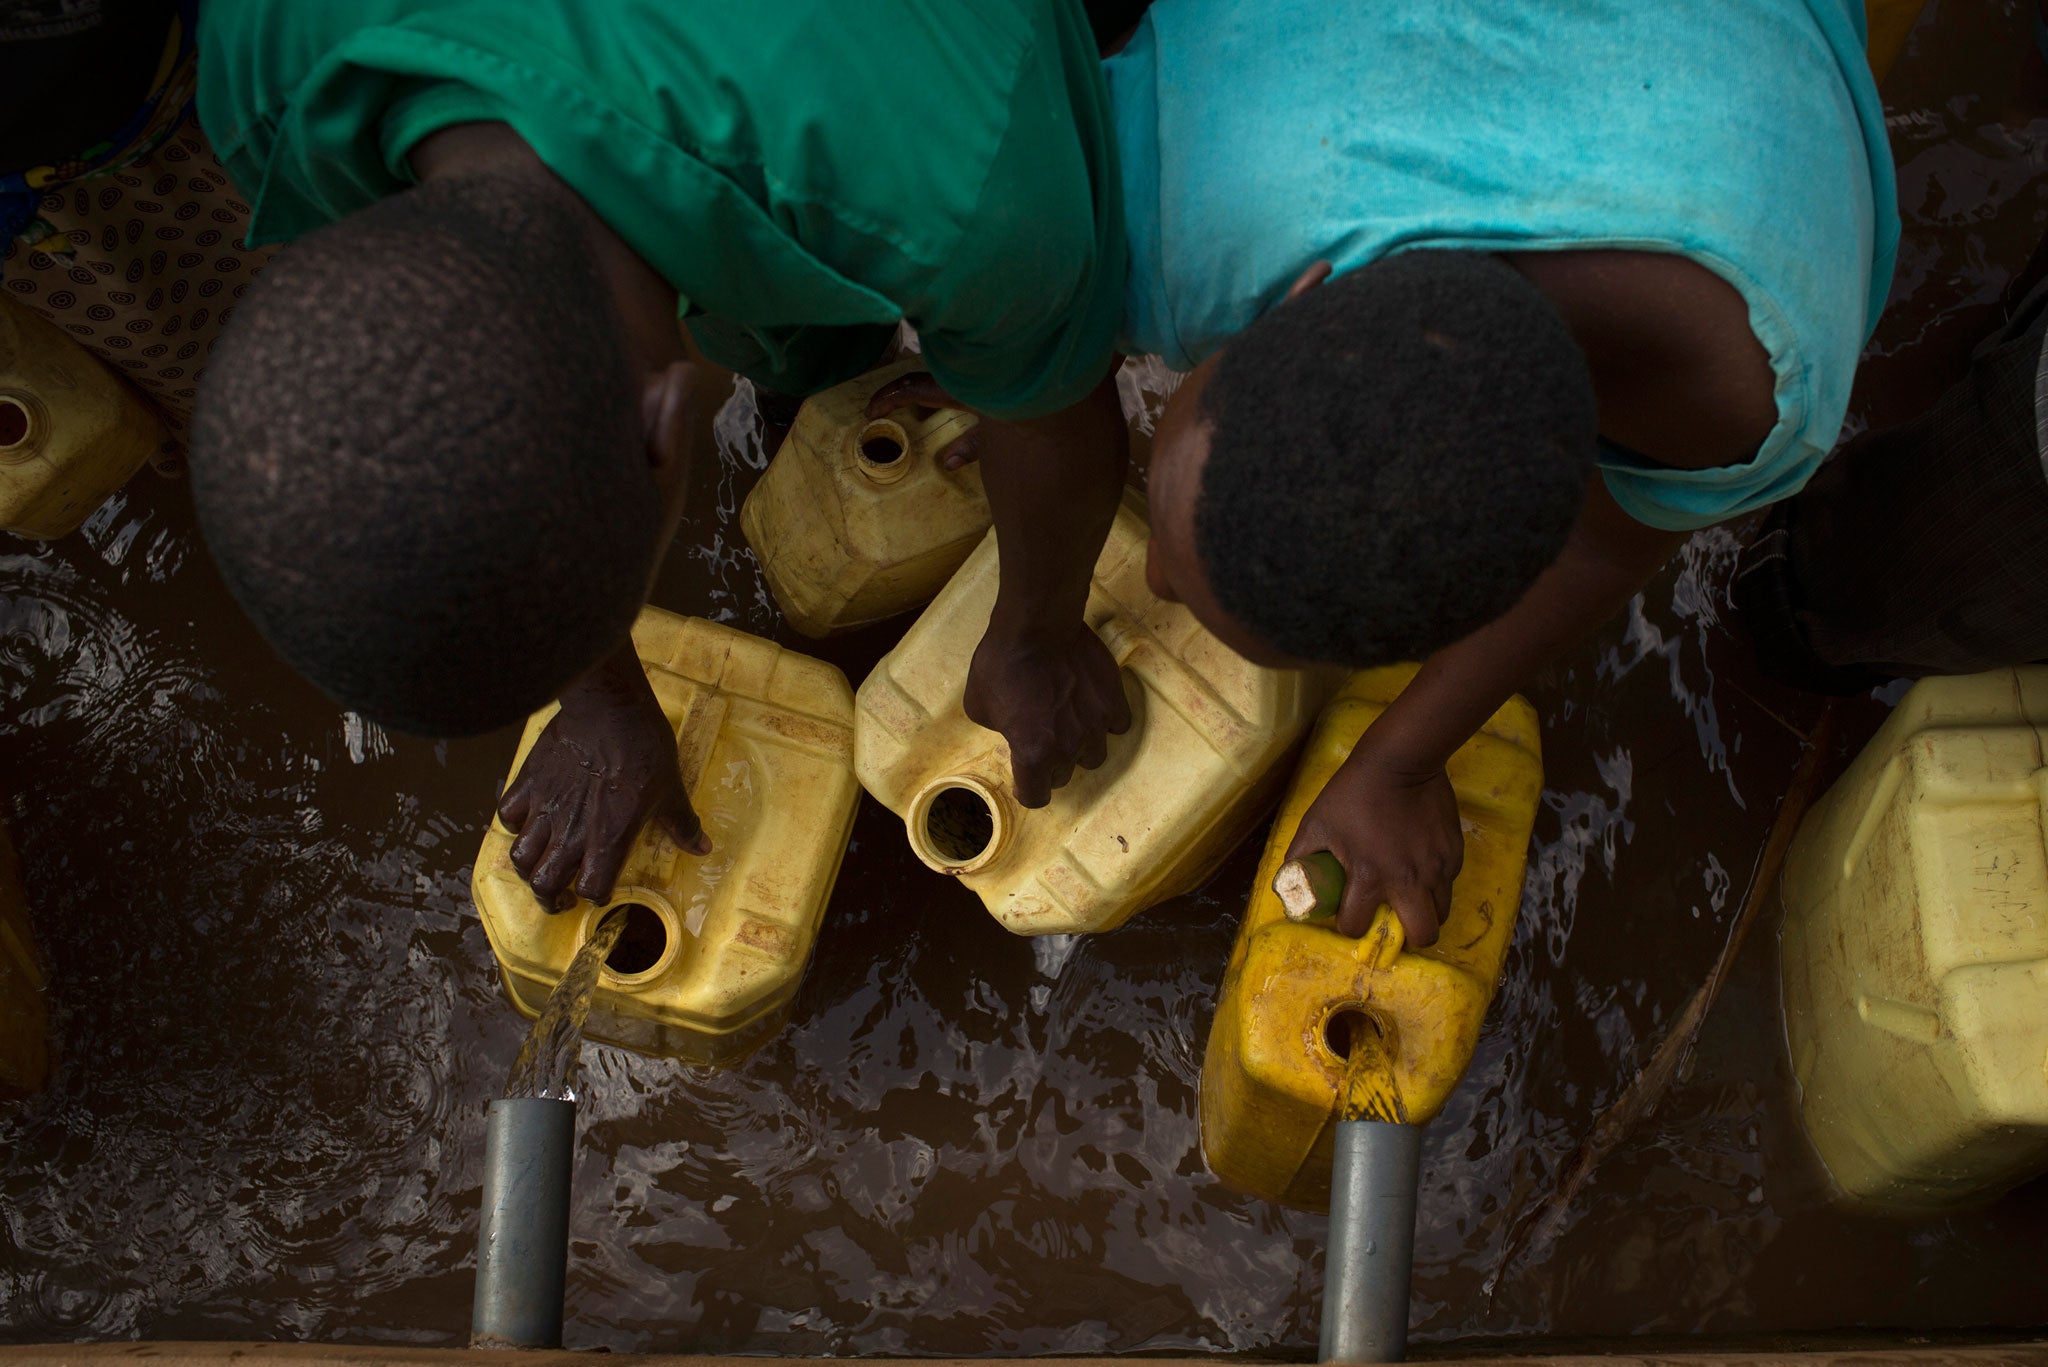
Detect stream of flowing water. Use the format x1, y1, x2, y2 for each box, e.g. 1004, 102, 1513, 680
502, 910, 629, 1102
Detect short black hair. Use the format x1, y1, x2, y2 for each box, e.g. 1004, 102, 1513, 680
1195, 250, 1597, 666
191, 170, 658, 736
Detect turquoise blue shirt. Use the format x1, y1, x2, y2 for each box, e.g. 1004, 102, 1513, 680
1107, 0, 1899, 531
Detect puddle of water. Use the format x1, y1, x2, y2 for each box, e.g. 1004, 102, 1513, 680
1, 0, 2046, 1351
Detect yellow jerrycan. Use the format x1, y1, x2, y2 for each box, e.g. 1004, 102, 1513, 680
1864, 0, 1928, 83
855, 489, 1329, 937
0, 293, 165, 540
472, 608, 860, 1066
740, 358, 988, 638
0, 819, 49, 1098
1781, 667, 2048, 1213
1200, 667, 1544, 1210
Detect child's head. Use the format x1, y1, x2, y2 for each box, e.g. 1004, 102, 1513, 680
1143, 250, 1597, 667
190, 170, 692, 736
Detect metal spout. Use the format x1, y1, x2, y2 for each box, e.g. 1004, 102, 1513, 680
1320, 1118, 1421, 1363
472, 1097, 576, 1349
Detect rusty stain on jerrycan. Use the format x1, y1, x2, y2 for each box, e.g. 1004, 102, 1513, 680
739, 359, 987, 638
1200, 667, 1543, 1210
472, 609, 860, 1067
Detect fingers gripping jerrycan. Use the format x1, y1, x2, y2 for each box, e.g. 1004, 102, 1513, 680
1201, 667, 1543, 1210
0, 293, 165, 539
1781, 667, 2048, 1213
740, 359, 989, 638
472, 609, 860, 1066
855, 490, 1333, 937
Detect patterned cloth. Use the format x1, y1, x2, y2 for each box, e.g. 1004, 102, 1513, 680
2, 118, 270, 454
2, 0, 269, 461
1, 2, 196, 264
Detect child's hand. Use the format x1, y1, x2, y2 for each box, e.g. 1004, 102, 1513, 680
1285, 747, 1462, 947
964, 617, 1132, 807
496, 643, 710, 911
870, 366, 1134, 808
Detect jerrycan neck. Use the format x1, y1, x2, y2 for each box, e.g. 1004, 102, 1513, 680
906, 773, 1011, 875
577, 895, 678, 990
851, 416, 914, 485
903, 612, 1155, 879
0, 392, 42, 463
847, 406, 977, 487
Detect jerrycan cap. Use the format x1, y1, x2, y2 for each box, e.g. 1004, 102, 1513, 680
907, 774, 1009, 875
0, 393, 41, 463
852, 417, 915, 486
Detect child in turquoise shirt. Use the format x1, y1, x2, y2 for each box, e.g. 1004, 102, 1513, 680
1107, 0, 1898, 943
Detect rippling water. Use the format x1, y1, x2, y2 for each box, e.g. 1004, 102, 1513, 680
3, 1, 2047, 1351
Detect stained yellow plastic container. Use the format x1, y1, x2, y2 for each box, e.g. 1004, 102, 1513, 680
0, 293, 165, 540
0, 819, 49, 1098
855, 490, 1330, 937
1200, 667, 1543, 1210
472, 609, 860, 1066
739, 359, 988, 638
1781, 667, 2048, 1213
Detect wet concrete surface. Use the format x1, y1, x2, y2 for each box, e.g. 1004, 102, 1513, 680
2, 0, 2046, 1352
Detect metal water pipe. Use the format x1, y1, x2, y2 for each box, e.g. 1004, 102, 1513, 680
1276, 859, 1424, 1363
1320, 1118, 1421, 1362
471, 1097, 576, 1350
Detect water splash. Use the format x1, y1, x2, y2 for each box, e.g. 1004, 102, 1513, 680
504, 909, 628, 1102
1116, 355, 1185, 436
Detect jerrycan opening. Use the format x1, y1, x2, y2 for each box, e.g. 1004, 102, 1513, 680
909, 777, 1007, 875
855, 418, 913, 485
588, 896, 678, 987
0, 396, 31, 452
1323, 1007, 1383, 1062
605, 902, 668, 976
1323, 1006, 1409, 1126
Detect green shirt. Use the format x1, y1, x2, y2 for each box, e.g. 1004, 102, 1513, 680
197, 0, 1124, 418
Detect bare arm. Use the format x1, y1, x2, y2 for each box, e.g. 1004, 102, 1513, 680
871, 371, 1133, 804
1295, 477, 1686, 943
1305, 250, 1776, 943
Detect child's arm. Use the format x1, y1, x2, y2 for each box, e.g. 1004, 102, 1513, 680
1292, 480, 1685, 944
869, 368, 1135, 807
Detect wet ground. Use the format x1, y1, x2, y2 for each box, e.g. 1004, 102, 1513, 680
3, 0, 2047, 1352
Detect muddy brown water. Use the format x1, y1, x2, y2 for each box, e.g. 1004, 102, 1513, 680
3, 1, 2047, 1352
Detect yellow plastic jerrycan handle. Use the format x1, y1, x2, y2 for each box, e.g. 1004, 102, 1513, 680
1271, 852, 1414, 1124
1071, 606, 1155, 764
1273, 851, 1407, 971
